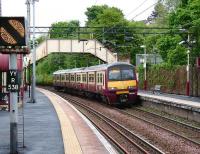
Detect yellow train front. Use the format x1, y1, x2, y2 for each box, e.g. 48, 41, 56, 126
53, 62, 138, 106
104, 63, 138, 106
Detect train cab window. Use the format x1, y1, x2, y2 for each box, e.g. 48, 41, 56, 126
109, 69, 121, 81
89, 74, 94, 83
121, 69, 134, 80
109, 67, 135, 81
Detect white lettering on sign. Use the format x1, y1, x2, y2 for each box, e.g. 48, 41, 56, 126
7, 84, 19, 91
7, 70, 19, 92
10, 71, 17, 76
11, 78, 15, 83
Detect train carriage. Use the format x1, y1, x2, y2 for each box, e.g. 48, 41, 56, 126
53, 62, 138, 106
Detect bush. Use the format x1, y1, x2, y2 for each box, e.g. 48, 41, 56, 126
137, 63, 186, 94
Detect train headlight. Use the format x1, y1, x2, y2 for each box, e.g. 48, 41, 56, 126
108, 87, 117, 91
128, 86, 135, 89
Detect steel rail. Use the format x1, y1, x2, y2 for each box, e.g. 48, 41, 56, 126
134, 107, 200, 132
116, 108, 200, 146
54, 90, 164, 154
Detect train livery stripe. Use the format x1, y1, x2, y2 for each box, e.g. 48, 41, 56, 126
108, 80, 137, 89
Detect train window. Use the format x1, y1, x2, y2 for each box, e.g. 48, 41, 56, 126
70, 75, 75, 81
102, 74, 104, 85
56, 75, 60, 81
121, 69, 134, 80
66, 74, 69, 81
89, 74, 94, 83
109, 67, 135, 81
82, 74, 87, 82
109, 69, 121, 80
61, 75, 65, 81
97, 73, 99, 83
97, 73, 103, 84
100, 73, 103, 83
76, 75, 81, 82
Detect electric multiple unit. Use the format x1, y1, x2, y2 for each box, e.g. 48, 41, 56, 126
53, 62, 138, 106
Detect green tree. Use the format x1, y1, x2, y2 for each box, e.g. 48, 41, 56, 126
85, 5, 108, 26
147, 0, 169, 26
167, 45, 187, 65
36, 35, 46, 44
49, 20, 80, 39
169, 0, 200, 64
164, 0, 181, 11
96, 7, 127, 27
156, 35, 182, 62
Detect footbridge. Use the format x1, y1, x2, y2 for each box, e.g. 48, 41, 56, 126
29, 39, 117, 64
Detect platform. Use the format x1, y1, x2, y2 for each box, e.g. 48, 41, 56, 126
0, 88, 117, 154
138, 90, 200, 122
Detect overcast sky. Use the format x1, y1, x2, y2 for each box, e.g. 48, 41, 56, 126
2, 0, 157, 26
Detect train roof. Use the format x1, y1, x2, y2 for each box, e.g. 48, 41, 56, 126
53, 62, 134, 75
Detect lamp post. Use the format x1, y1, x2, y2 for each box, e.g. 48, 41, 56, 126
113, 52, 118, 62
186, 33, 190, 96
141, 45, 147, 90
179, 31, 190, 96
0, 0, 2, 16
31, 0, 39, 103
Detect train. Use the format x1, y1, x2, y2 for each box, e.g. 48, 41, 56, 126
53, 62, 138, 106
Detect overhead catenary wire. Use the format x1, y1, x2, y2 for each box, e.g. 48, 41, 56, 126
94, 0, 159, 40
131, 1, 158, 20
125, 0, 149, 18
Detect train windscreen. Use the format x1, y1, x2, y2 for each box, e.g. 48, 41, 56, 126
108, 66, 135, 81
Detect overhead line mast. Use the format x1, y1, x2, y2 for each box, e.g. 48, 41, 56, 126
0, 0, 1, 16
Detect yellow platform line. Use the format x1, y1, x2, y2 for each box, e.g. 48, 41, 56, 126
38, 88, 82, 154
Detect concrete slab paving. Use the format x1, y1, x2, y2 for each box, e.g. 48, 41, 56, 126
0, 90, 64, 154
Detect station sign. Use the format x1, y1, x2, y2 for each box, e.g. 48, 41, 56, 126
6, 70, 19, 92
0, 17, 29, 54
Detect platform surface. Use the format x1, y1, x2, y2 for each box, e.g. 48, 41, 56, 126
138, 90, 200, 109
38, 88, 117, 154
0, 90, 64, 154
0, 88, 117, 154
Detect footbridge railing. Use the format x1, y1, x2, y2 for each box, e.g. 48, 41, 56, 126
29, 39, 117, 64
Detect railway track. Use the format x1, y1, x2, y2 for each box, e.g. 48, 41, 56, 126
118, 107, 200, 145
52, 90, 164, 154
43, 87, 200, 153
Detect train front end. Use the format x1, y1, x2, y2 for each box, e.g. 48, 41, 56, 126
105, 63, 138, 106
